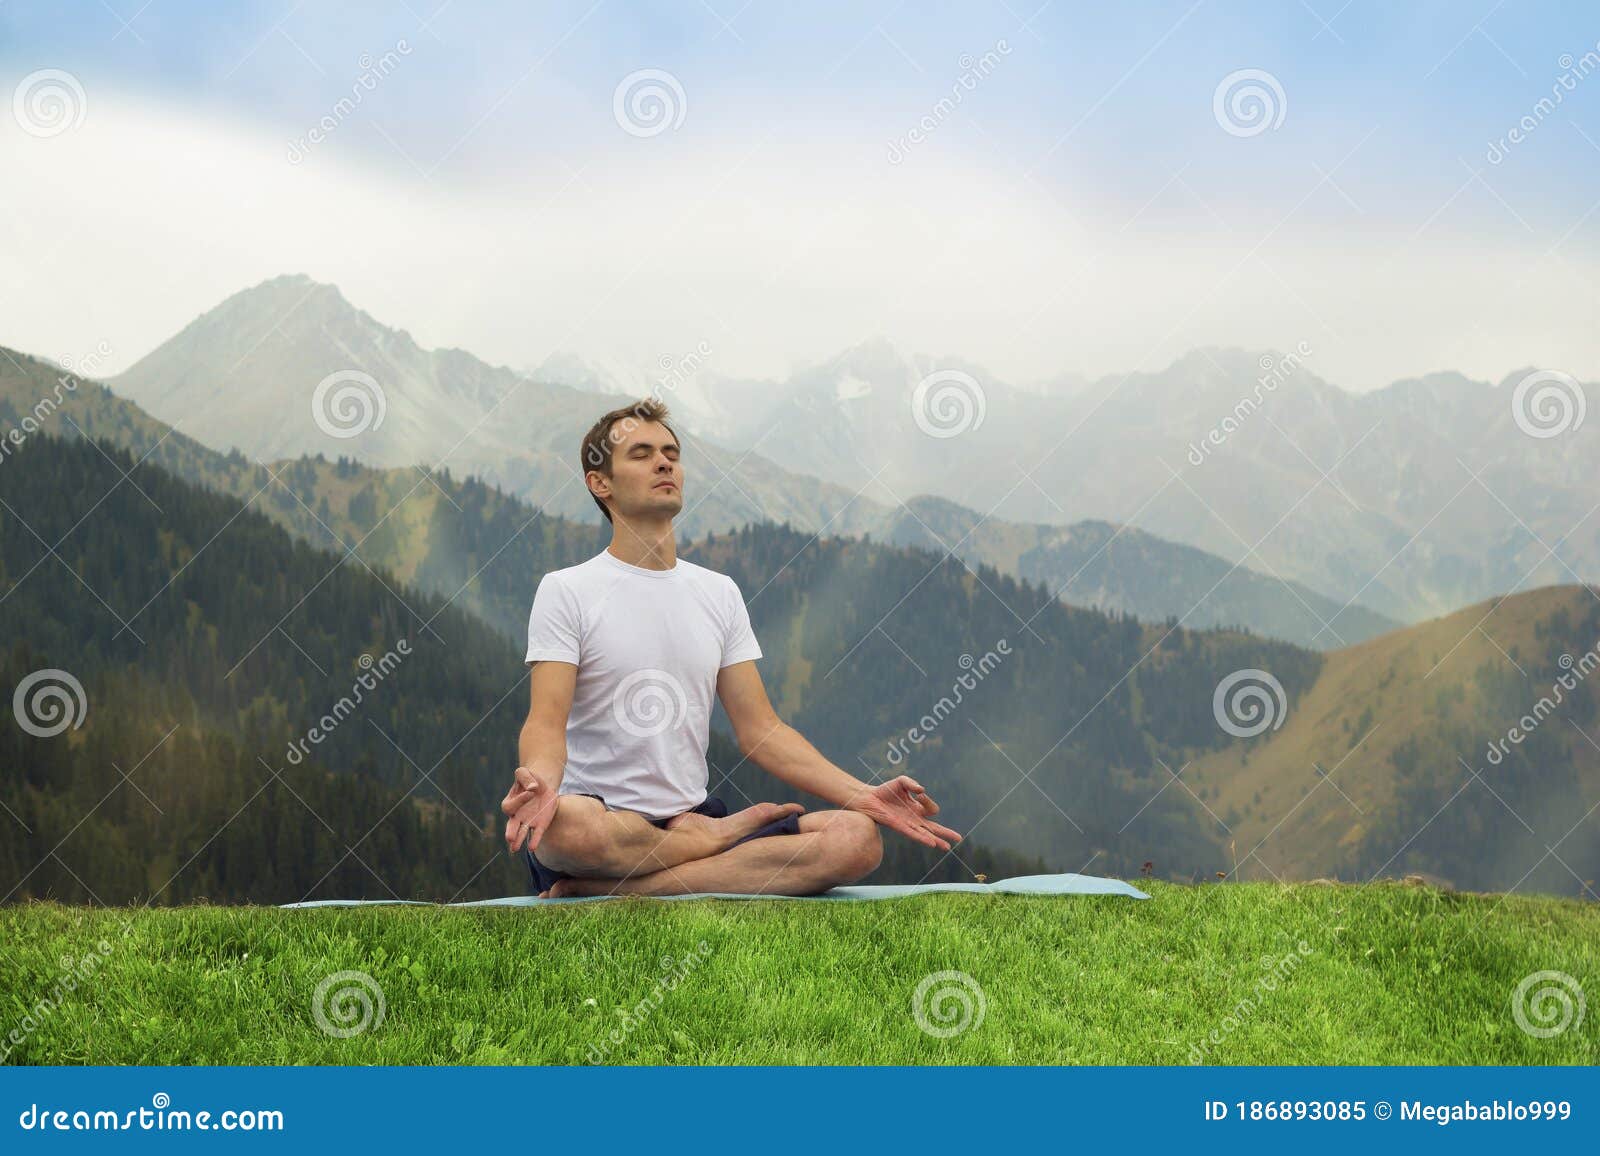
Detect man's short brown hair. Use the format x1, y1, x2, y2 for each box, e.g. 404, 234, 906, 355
579, 397, 678, 523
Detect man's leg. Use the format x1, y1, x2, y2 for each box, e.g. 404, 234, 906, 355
546, 809, 883, 897
533, 794, 805, 882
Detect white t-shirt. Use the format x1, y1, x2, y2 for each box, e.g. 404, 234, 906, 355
524, 549, 763, 820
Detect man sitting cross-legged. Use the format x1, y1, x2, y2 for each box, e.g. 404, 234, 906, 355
501, 398, 962, 898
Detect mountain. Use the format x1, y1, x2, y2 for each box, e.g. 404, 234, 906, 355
529, 349, 744, 442
75, 278, 1388, 640
720, 336, 1035, 506
712, 343, 1600, 625
1183, 584, 1600, 895
107, 275, 888, 542
874, 496, 1399, 649
8, 341, 1392, 650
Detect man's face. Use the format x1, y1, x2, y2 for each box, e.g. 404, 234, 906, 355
593, 418, 683, 520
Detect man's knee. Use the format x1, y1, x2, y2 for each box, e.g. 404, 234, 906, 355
822, 811, 882, 880
536, 796, 613, 874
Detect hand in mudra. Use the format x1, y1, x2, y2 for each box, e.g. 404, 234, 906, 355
502, 766, 559, 855
851, 775, 962, 850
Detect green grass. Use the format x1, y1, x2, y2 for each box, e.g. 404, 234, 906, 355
2, 882, 1596, 1065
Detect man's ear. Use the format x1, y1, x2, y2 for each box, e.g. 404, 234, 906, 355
586, 469, 612, 503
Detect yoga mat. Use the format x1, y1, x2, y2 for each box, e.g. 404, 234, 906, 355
279, 872, 1149, 908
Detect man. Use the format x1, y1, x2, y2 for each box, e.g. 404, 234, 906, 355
501, 398, 962, 897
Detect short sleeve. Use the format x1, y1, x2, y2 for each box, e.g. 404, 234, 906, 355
720, 577, 763, 668
526, 573, 582, 665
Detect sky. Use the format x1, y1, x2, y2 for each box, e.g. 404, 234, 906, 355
1, 0, 1598, 394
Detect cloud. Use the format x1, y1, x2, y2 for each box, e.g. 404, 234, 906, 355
1, 84, 1594, 393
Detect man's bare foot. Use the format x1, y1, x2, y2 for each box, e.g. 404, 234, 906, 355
665, 801, 803, 849
545, 874, 658, 898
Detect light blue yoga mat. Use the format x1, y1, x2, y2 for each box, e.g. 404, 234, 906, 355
280, 872, 1149, 908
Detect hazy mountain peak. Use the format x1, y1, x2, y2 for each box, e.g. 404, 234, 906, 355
531, 350, 650, 396
816, 335, 914, 382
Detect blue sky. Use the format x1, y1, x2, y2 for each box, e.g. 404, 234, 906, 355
2, 1, 1597, 391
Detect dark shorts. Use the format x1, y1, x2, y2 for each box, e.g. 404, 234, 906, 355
523, 793, 802, 895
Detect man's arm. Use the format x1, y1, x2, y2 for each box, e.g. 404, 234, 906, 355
716, 660, 962, 851
501, 661, 576, 855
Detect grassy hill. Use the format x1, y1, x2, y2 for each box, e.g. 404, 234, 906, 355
1188, 585, 1600, 894
3, 881, 1595, 1064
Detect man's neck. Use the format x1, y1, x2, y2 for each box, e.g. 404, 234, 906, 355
607, 517, 678, 571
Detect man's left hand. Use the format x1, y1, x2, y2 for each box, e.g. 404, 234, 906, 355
849, 775, 962, 850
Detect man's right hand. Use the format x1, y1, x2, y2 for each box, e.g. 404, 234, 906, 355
502, 766, 560, 856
